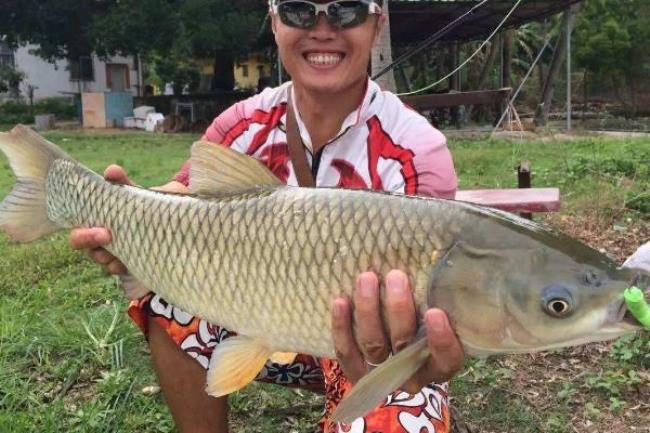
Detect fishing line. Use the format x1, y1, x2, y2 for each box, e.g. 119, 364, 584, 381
372, 0, 489, 81
396, 0, 524, 97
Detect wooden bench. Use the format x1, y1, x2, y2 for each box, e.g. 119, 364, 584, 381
456, 187, 561, 214
400, 88, 512, 112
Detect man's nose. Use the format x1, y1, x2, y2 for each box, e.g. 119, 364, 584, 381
309, 12, 338, 37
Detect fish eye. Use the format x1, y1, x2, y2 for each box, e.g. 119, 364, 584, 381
541, 284, 576, 318
545, 298, 572, 317
583, 270, 603, 287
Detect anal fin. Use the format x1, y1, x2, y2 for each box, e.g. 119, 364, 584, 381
206, 336, 273, 397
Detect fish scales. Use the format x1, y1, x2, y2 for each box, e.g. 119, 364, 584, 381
47, 159, 452, 357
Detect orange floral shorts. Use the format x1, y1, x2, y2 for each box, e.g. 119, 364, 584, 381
129, 293, 450, 433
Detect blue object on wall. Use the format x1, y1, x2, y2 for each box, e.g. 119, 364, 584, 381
105, 92, 134, 128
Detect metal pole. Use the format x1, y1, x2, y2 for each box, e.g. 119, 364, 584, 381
566, 12, 572, 131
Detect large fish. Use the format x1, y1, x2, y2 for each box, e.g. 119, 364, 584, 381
0, 125, 646, 423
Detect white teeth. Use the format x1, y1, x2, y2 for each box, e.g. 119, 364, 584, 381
306, 53, 343, 65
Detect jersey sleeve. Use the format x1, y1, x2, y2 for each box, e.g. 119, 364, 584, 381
173, 97, 252, 186
410, 126, 457, 199
385, 114, 457, 199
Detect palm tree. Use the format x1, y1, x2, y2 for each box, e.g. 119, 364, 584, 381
371, 0, 397, 92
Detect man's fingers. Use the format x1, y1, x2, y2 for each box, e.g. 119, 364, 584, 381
69, 228, 112, 250
384, 270, 417, 353
88, 248, 115, 265
104, 165, 133, 186
423, 309, 465, 383
331, 298, 366, 383
105, 260, 128, 275
353, 272, 391, 365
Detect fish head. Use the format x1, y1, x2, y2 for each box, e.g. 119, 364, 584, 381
427, 236, 646, 357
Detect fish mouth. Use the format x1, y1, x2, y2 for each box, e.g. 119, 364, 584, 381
612, 287, 650, 328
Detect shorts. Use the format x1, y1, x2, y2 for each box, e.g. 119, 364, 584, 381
129, 293, 450, 433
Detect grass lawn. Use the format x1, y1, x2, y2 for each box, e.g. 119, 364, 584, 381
0, 128, 647, 432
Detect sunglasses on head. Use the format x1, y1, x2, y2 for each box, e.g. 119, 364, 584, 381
271, 0, 382, 30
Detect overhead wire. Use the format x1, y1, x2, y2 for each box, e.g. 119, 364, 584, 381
396, 0, 525, 97
372, 0, 490, 81
491, 35, 553, 136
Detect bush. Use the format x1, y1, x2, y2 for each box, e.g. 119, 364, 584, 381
34, 98, 77, 120
0, 97, 77, 125
0, 101, 32, 124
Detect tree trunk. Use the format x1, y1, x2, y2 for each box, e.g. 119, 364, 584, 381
212, 49, 235, 91
371, 0, 397, 92
535, 3, 583, 126
449, 43, 460, 91
502, 29, 514, 88
467, 40, 499, 118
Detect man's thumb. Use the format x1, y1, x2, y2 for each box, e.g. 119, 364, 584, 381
103, 165, 133, 186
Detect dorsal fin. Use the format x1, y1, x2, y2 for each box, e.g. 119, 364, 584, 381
189, 141, 282, 196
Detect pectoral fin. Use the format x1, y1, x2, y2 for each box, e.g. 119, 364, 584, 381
206, 336, 273, 397
332, 336, 429, 424
270, 352, 298, 365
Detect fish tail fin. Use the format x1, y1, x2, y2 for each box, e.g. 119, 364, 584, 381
0, 125, 70, 242
332, 336, 430, 424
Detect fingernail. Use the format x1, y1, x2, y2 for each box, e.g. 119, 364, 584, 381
428, 310, 447, 334
97, 230, 111, 243
332, 300, 344, 318
359, 276, 375, 298
388, 271, 408, 295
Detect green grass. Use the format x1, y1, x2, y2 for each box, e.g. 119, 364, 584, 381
0, 129, 648, 432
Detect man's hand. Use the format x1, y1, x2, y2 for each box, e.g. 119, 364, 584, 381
69, 165, 189, 276
331, 270, 465, 393
69, 165, 132, 274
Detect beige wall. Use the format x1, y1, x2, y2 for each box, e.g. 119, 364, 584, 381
234, 55, 271, 90
189, 54, 272, 92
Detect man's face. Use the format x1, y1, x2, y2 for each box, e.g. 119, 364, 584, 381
271, 0, 383, 95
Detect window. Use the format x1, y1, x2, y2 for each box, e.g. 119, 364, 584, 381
241, 64, 249, 77
0, 42, 14, 68
69, 56, 94, 81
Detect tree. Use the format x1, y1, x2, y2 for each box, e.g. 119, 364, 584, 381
371, 0, 397, 92
573, 0, 650, 116
0, 0, 110, 60
177, 0, 267, 90
535, 2, 583, 126
1, 0, 268, 92
0, 65, 25, 99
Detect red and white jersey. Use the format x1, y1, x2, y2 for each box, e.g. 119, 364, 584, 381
175, 79, 457, 198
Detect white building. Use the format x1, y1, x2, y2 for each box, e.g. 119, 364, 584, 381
0, 42, 143, 101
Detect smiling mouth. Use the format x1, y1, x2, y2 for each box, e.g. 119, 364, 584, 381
304, 52, 344, 66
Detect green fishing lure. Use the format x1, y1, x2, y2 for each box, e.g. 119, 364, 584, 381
624, 287, 650, 329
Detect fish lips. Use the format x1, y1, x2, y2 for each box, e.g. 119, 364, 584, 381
611, 287, 650, 329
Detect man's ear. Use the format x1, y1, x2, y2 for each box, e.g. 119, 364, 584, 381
270, 12, 279, 39
373, 14, 386, 44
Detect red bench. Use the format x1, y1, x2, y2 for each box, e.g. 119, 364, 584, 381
455, 188, 561, 214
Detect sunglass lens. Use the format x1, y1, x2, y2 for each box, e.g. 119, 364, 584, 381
328, 1, 368, 28
278, 2, 317, 28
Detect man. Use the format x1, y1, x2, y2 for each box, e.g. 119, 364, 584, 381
71, 1, 464, 431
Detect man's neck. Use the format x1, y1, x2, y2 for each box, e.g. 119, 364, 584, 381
293, 78, 367, 153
